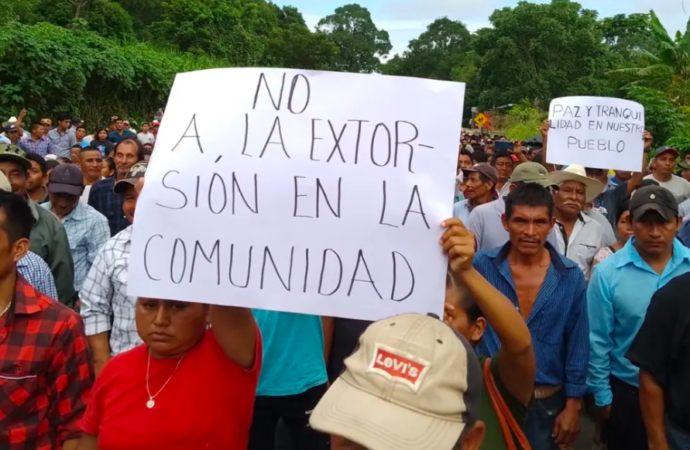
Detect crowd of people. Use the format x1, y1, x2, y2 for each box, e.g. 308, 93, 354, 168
0, 109, 689, 450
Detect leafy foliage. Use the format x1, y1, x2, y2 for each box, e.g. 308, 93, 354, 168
317, 4, 392, 73
0, 22, 224, 126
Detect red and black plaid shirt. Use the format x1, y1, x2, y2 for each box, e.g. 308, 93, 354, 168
0, 274, 93, 449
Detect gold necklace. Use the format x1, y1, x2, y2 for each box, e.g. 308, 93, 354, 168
145, 349, 186, 409
0, 301, 11, 317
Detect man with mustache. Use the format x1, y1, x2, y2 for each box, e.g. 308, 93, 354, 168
453, 163, 498, 224
588, 185, 690, 450
548, 165, 607, 277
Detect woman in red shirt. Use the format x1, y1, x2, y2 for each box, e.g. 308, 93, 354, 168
77, 299, 261, 450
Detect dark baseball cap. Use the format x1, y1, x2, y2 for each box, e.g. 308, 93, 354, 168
655, 146, 679, 158
48, 164, 84, 196
630, 185, 679, 221
462, 163, 498, 184
0, 144, 31, 171
114, 162, 147, 194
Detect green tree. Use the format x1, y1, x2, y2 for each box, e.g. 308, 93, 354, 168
610, 10, 690, 105
34, 0, 134, 40
317, 4, 392, 73
114, 0, 162, 39
149, 0, 264, 65
264, 25, 339, 70
473, 0, 614, 109
383, 18, 471, 80
601, 13, 655, 54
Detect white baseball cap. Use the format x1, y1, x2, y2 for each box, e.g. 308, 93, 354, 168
310, 314, 482, 450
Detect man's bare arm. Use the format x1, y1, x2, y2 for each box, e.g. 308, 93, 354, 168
640, 370, 670, 450
443, 218, 535, 406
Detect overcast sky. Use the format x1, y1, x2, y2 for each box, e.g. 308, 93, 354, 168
274, 0, 690, 55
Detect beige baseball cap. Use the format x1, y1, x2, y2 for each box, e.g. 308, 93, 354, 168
310, 314, 482, 450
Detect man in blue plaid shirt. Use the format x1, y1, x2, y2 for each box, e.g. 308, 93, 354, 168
43, 164, 109, 292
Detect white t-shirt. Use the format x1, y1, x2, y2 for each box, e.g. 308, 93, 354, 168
80, 179, 103, 204
644, 174, 690, 203
137, 132, 154, 146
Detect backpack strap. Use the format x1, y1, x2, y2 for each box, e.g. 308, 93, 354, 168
483, 358, 532, 450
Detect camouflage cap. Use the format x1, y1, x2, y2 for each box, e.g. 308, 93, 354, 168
113, 162, 147, 194
0, 144, 31, 171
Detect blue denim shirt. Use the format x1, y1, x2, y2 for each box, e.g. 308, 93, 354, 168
475, 242, 589, 397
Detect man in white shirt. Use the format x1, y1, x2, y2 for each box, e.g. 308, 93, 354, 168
136, 123, 155, 146
644, 146, 690, 203
548, 165, 607, 277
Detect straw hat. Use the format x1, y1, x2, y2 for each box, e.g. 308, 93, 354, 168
547, 164, 604, 203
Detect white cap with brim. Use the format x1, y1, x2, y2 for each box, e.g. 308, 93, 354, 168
547, 164, 604, 203
310, 314, 482, 450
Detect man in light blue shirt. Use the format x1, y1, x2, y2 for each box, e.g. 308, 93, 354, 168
588, 185, 690, 450
453, 163, 497, 223
46, 113, 77, 158
43, 164, 109, 291
250, 310, 330, 450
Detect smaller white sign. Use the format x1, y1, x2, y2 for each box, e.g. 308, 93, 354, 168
547, 97, 645, 172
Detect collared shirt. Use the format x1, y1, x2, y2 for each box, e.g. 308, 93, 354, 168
475, 242, 589, 397
0, 274, 93, 449
46, 128, 77, 158
88, 177, 128, 237
42, 202, 110, 292
680, 198, 690, 218
17, 251, 59, 299
468, 197, 559, 251
80, 226, 141, 356
108, 130, 136, 144
554, 213, 606, 277
453, 192, 499, 224
587, 238, 690, 407
27, 199, 77, 307
18, 135, 56, 157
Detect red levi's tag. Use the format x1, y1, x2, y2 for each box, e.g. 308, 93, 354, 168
368, 345, 429, 391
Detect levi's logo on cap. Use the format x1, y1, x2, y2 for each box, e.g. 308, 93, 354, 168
367, 344, 430, 392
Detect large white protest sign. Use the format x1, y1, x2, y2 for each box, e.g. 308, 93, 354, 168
547, 97, 645, 172
128, 68, 465, 321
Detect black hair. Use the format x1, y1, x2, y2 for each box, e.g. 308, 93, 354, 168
446, 272, 484, 323
57, 157, 72, 164
56, 113, 71, 122
71, 117, 82, 126
76, 125, 86, 132
459, 148, 471, 158
491, 150, 512, 166
615, 199, 630, 225
71, 145, 82, 150
24, 152, 48, 174
531, 152, 543, 165
103, 156, 116, 173
31, 122, 44, 131
114, 138, 144, 162
80, 145, 102, 155
94, 128, 108, 140
471, 151, 488, 164
505, 182, 554, 219
0, 190, 34, 245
